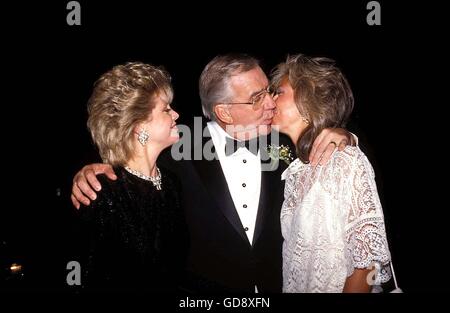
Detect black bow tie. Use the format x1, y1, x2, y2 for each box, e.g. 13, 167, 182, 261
225, 137, 260, 156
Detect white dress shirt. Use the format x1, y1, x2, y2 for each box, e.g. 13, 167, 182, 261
207, 121, 261, 245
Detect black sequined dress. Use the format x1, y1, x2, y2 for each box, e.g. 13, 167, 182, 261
79, 166, 188, 291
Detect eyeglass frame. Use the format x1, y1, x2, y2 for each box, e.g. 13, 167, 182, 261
220, 86, 279, 108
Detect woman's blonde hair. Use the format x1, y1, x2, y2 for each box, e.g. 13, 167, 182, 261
87, 62, 173, 165
271, 54, 354, 163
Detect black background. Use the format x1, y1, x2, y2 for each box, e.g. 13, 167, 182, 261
1, 0, 445, 299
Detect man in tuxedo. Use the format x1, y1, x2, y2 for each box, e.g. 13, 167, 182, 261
71, 54, 352, 292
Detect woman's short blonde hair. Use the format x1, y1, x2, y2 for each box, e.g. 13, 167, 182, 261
271, 54, 354, 163
87, 62, 173, 165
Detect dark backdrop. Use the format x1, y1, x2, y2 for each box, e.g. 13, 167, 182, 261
1, 0, 443, 295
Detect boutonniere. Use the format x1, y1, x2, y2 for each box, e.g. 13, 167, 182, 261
265, 144, 294, 165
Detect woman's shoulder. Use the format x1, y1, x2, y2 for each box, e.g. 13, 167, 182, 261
79, 167, 126, 212
97, 167, 127, 193
159, 166, 181, 186
281, 158, 305, 180
333, 146, 367, 163
330, 146, 374, 176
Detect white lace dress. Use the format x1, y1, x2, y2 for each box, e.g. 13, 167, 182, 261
281, 146, 391, 293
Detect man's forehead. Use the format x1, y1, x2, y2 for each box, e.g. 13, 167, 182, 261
230, 68, 268, 92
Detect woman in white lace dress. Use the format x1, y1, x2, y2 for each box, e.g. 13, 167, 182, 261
271, 54, 392, 293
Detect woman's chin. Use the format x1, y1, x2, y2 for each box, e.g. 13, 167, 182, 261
170, 134, 180, 144
271, 121, 285, 133
163, 132, 180, 148
170, 128, 179, 138
271, 124, 281, 132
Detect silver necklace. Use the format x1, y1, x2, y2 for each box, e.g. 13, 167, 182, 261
124, 166, 162, 190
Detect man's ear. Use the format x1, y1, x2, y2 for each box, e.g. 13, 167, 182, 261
214, 105, 233, 124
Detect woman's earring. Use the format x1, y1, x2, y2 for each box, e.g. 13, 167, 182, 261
300, 112, 310, 124
301, 115, 310, 124
137, 129, 150, 146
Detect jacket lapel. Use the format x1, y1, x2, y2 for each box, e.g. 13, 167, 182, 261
252, 145, 281, 246
191, 125, 250, 245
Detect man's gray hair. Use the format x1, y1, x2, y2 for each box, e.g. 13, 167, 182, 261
199, 54, 260, 120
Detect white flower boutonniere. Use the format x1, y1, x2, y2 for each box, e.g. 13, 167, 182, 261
265, 144, 294, 165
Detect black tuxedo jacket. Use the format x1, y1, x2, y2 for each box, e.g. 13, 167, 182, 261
159, 120, 294, 293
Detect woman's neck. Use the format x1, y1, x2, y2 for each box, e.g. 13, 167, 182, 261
285, 121, 308, 145
126, 147, 159, 177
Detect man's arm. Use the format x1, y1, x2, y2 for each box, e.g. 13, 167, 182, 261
71, 164, 117, 209
309, 128, 356, 166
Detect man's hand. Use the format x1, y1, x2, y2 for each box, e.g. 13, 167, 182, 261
309, 128, 354, 166
71, 163, 116, 209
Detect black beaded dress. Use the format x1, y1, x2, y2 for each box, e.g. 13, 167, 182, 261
78, 166, 188, 291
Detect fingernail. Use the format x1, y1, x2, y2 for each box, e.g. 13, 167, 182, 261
112, 175, 117, 180
92, 194, 97, 200
95, 185, 101, 191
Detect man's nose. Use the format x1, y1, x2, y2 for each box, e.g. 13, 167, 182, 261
264, 95, 276, 110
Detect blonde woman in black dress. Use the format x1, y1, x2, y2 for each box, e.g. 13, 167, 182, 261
79, 62, 187, 291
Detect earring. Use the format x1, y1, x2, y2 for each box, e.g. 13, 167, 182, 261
301, 115, 310, 124
137, 129, 150, 146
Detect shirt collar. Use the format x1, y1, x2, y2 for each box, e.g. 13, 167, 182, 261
207, 121, 260, 158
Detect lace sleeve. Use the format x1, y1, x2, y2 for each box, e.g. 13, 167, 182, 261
345, 149, 391, 284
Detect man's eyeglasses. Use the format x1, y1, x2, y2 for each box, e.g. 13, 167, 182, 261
222, 86, 279, 108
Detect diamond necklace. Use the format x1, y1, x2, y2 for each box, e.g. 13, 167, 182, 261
124, 166, 162, 190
